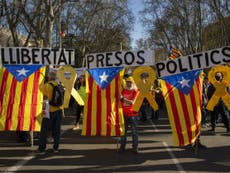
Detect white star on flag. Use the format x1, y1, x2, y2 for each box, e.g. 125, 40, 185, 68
17, 68, 29, 77
99, 72, 109, 83
179, 77, 190, 88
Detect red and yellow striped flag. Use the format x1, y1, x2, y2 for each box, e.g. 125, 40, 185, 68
160, 70, 203, 146
169, 46, 183, 60
0, 66, 45, 131
82, 68, 125, 136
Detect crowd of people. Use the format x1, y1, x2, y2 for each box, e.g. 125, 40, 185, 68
15, 68, 230, 155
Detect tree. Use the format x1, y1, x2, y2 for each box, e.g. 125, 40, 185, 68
1, 0, 63, 47
0, 0, 133, 67
60, 0, 133, 67
140, 0, 230, 61
1, 0, 25, 46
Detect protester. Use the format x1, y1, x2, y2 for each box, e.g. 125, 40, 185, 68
138, 72, 153, 122
139, 98, 151, 121
191, 75, 211, 149
151, 79, 163, 121
201, 76, 210, 128
119, 76, 139, 154
38, 69, 64, 154
72, 74, 86, 130
207, 72, 230, 134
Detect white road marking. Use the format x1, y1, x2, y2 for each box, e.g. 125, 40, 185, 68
3, 155, 35, 173
3, 128, 68, 173
150, 120, 186, 173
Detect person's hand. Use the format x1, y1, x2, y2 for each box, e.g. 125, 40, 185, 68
118, 94, 123, 100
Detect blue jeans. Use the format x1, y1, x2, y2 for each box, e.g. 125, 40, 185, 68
120, 116, 138, 150
39, 110, 62, 151
201, 107, 208, 125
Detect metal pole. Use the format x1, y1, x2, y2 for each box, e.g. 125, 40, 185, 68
30, 131, 34, 147
59, 0, 62, 48
120, 42, 123, 51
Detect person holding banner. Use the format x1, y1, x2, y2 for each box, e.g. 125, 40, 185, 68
201, 76, 210, 128
119, 76, 139, 154
38, 70, 64, 154
72, 74, 86, 130
151, 79, 163, 121
207, 72, 230, 134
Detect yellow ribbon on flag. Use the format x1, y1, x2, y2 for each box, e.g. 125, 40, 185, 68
57, 66, 84, 108
206, 66, 230, 111
132, 66, 159, 112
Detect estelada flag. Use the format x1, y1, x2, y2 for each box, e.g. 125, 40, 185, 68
160, 70, 203, 146
169, 46, 183, 60
0, 65, 45, 131
82, 67, 125, 136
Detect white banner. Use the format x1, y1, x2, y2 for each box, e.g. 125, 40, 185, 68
156, 46, 230, 77
86, 50, 154, 69
1, 47, 75, 65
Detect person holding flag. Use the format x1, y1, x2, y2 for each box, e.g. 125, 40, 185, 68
119, 76, 139, 154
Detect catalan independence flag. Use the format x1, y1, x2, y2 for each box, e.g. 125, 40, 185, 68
0, 65, 45, 131
160, 70, 203, 146
82, 67, 125, 136
169, 46, 183, 60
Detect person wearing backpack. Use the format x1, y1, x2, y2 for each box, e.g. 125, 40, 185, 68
38, 69, 64, 154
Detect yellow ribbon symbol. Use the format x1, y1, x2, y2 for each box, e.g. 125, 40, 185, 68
57, 66, 84, 108
206, 65, 230, 111
132, 66, 159, 112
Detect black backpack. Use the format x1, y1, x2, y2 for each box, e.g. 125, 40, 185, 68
49, 82, 65, 107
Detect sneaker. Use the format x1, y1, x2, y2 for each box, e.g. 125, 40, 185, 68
53, 149, 59, 153
197, 142, 207, 149
132, 148, 139, 154
72, 124, 80, 130
184, 144, 193, 149
202, 123, 209, 128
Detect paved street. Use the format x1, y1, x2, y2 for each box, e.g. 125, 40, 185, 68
0, 111, 230, 173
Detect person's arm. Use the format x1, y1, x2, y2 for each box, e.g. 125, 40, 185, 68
123, 97, 134, 105
119, 90, 134, 105
123, 89, 139, 105
42, 83, 53, 101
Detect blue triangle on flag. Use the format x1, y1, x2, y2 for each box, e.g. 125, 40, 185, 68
161, 70, 201, 94
4, 65, 44, 82
88, 67, 123, 90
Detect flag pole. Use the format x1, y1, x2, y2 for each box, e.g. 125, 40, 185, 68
30, 131, 34, 147
116, 42, 123, 152
59, 0, 62, 48
194, 138, 199, 155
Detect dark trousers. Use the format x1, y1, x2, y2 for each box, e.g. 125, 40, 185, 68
75, 104, 84, 124
39, 110, 62, 151
39, 117, 50, 151
210, 102, 229, 130
120, 116, 138, 149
